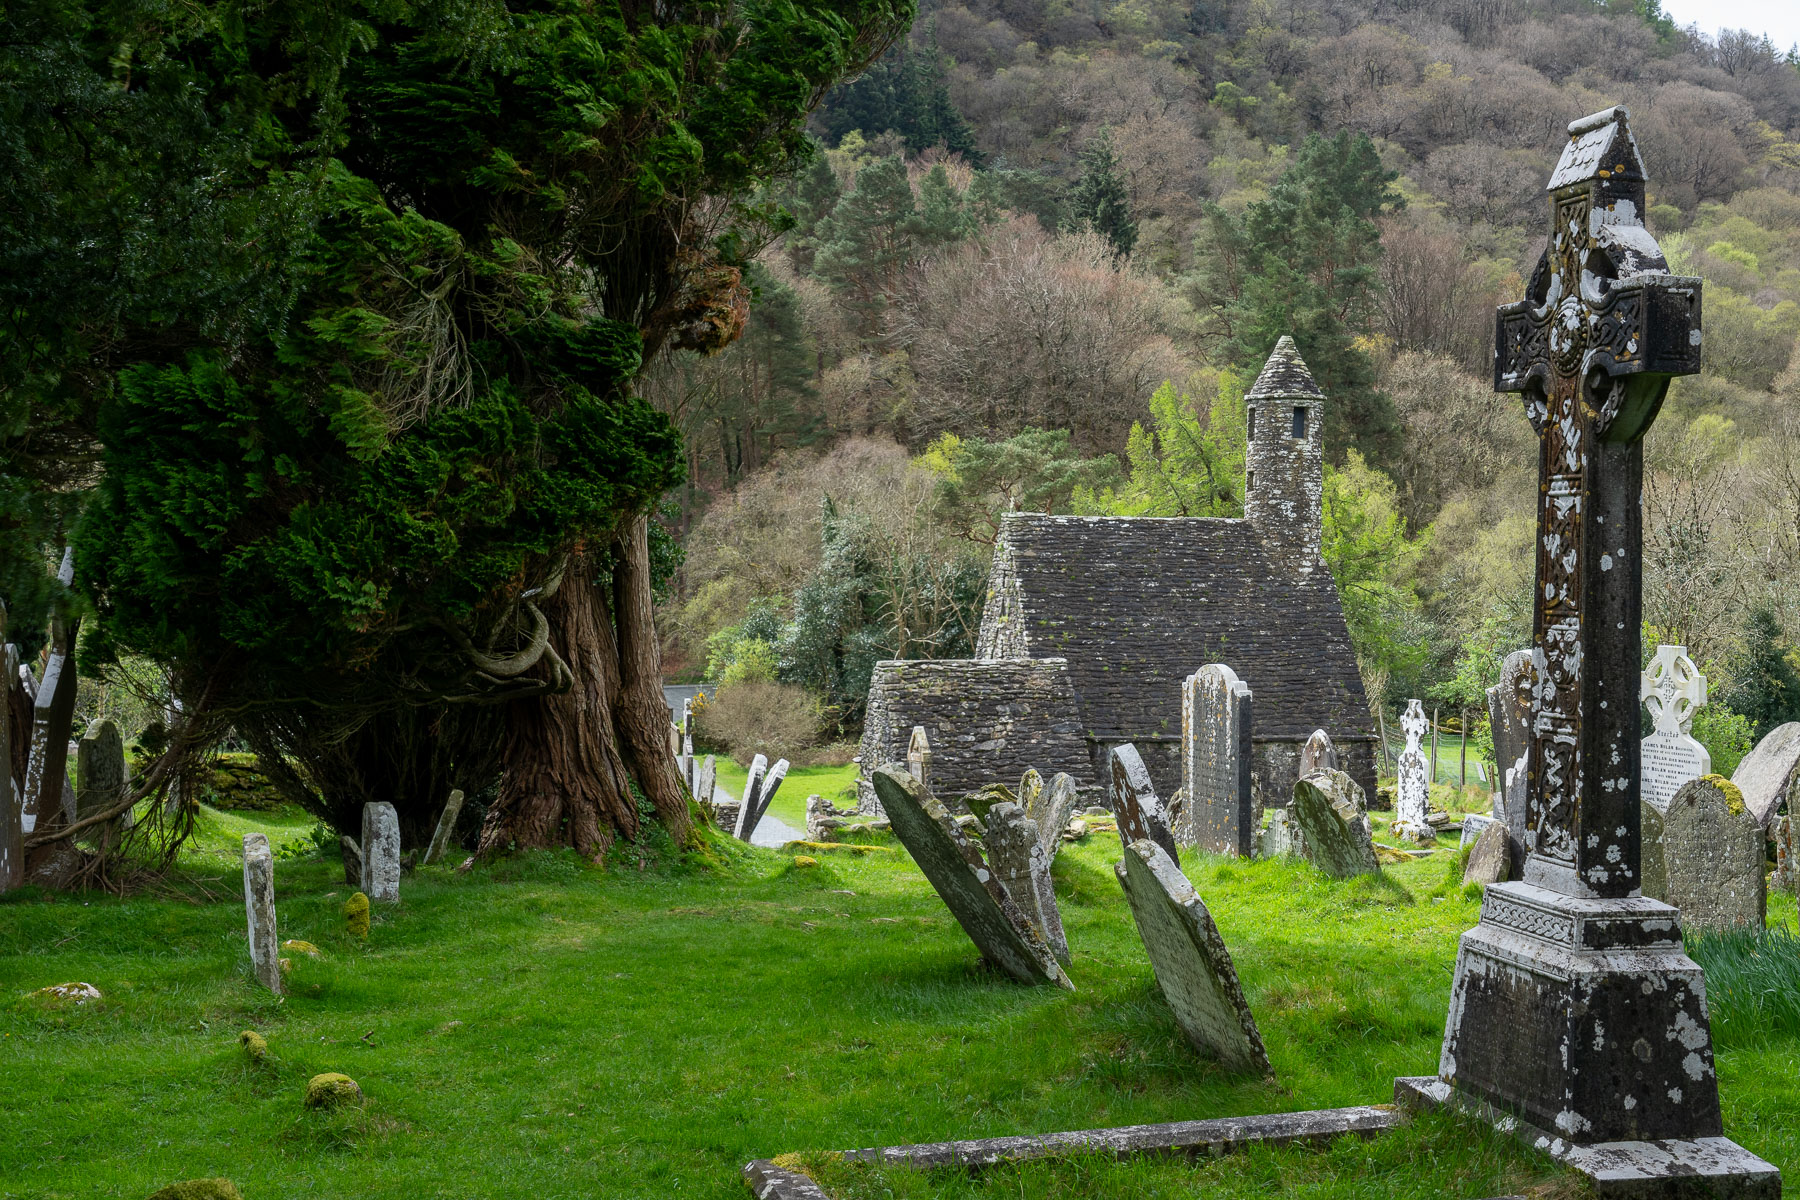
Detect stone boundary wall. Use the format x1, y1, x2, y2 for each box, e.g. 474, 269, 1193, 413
859, 658, 1093, 809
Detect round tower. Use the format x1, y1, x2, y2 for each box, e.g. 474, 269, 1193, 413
1244, 335, 1324, 580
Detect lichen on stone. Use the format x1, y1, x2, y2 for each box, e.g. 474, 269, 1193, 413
238, 1030, 268, 1061
344, 892, 371, 939
1700, 773, 1747, 815
304, 1072, 364, 1110
281, 939, 323, 958
146, 1178, 244, 1200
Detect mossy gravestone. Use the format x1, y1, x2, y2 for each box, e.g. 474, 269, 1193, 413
871, 766, 1071, 989
1289, 770, 1378, 879
984, 801, 1069, 967
241, 833, 280, 993
1642, 774, 1764, 933
1115, 837, 1271, 1076
1028, 772, 1083, 860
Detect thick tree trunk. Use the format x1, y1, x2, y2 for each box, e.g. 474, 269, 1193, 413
609, 515, 693, 846
478, 549, 640, 861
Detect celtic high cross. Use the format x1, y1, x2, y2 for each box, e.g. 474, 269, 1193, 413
1494, 107, 1702, 898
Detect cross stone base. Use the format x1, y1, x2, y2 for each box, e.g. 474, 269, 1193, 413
1440, 883, 1726, 1143
1394, 1077, 1778, 1199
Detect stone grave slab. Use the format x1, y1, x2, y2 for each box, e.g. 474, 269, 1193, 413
1115, 837, 1271, 1075
907, 725, 931, 793
1178, 664, 1253, 855
871, 766, 1071, 989
1731, 721, 1800, 829
422, 789, 465, 865
985, 802, 1069, 966
734, 753, 769, 840
1110, 744, 1178, 863
1487, 649, 1533, 879
1774, 813, 1797, 894
361, 802, 401, 902
1461, 821, 1509, 886
1298, 729, 1336, 776
1029, 772, 1082, 860
1289, 770, 1378, 879
1644, 775, 1764, 933
242, 833, 281, 993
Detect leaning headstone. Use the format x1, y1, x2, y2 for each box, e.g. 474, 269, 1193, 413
1644, 775, 1764, 933
733, 753, 769, 840
1731, 721, 1800, 830
1458, 813, 1498, 849
1392, 699, 1433, 845
242, 833, 281, 993
1257, 807, 1301, 859
1298, 729, 1336, 776
1110, 744, 1179, 864
1115, 837, 1272, 1076
985, 802, 1069, 966
1289, 770, 1378, 879
1462, 821, 1510, 886
1639, 644, 1711, 810
1485, 650, 1533, 875
906, 725, 932, 794
24, 588, 79, 832
422, 789, 465, 866
360, 802, 401, 903
870, 766, 1071, 989
740, 758, 790, 839
0, 606, 18, 891
1016, 768, 1044, 816
339, 836, 362, 886
1178, 664, 1253, 855
1028, 772, 1083, 861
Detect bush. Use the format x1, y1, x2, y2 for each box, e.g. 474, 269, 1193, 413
200, 754, 295, 812
692, 681, 819, 762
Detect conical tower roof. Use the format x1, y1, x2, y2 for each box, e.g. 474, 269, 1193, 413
1245, 335, 1323, 400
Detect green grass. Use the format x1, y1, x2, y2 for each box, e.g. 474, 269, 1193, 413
1, 820, 1794, 1200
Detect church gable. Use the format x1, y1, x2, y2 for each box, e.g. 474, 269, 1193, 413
979, 513, 1372, 743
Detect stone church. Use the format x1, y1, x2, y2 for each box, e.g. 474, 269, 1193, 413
859, 337, 1377, 814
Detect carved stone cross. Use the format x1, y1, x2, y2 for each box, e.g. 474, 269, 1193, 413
1493, 106, 1702, 899
1641, 644, 1706, 738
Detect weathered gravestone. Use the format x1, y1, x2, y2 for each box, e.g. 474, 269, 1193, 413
24, 553, 79, 834
1115, 837, 1271, 1075
1029, 772, 1083, 860
1461, 821, 1510, 887
1110, 744, 1179, 864
1298, 729, 1336, 776
1639, 644, 1711, 810
75, 719, 127, 847
339, 836, 362, 886
361, 802, 401, 903
242, 833, 281, 993
733, 754, 769, 840
1289, 770, 1378, 879
871, 766, 1071, 989
985, 802, 1069, 966
1731, 721, 1800, 830
907, 725, 932, 794
1017, 768, 1044, 814
0, 605, 17, 891
1392, 700, 1434, 845
1178, 664, 1253, 855
694, 754, 717, 816
1415, 109, 1775, 1189
739, 758, 790, 842
1641, 775, 1764, 932
422, 789, 465, 866
1773, 811, 1798, 894
1485, 649, 1534, 877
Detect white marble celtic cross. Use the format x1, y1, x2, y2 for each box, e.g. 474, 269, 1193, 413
1400, 699, 1428, 753
1640, 644, 1706, 738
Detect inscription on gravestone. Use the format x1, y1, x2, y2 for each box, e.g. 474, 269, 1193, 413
1639, 644, 1710, 810
1178, 664, 1253, 855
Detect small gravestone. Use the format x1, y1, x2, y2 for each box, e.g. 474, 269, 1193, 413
1, 617, 18, 890
74, 719, 125, 823
422, 789, 465, 865
871, 765, 1071, 989
242, 833, 281, 993
1029, 772, 1082, 860
361, 802, 401, 903
1016, 768, 1044, 815
1115, 837, 1271, 1075
1639, 645, 1711, 810
1773, 812, 1796, 893
1462, 821, 1510, 886
1257, 807, 1301, 859
1485, 650, 1533, 875
1289, 770, 1378, 879
733, 753, 769, 840
985, 802, 1069, 966
740, 757, 790, 839
1392, 700, 1433, 845
1644, 775, 1764, 933
1731, 721, 1800, 830
694, 754, 717, 812
1459, 813, 1497, 849
1110, 744, 1179, 864
24, 607, 79, 832
1179, 664, 1254, 855
907, 726, 932, 794
1298, 729, 1336, 775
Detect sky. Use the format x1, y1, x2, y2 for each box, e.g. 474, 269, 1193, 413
1657, 0, 1800, 52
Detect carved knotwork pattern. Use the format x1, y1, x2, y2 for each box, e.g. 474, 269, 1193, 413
1482, 893, 1577, 945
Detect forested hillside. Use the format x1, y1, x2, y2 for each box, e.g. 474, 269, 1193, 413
658, 0, 1800, 763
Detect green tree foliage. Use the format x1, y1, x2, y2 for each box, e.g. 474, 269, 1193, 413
1430, 605, 1531, 711
1071, 374, 1246, 517
1723, 608, 1800, 741
818, 34, 982, 162
815, 156, 920, 332
925, 428, 1119, 543
1068, 130, 1137, 259
1194, 131, 1402, 462
1321, 451, 1430, 700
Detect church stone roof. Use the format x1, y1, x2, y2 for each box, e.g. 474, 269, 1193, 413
976, 514, 1372, 743
1246, 335, 1324, 400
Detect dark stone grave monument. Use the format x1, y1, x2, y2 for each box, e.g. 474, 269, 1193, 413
1109, 743, 1179, 864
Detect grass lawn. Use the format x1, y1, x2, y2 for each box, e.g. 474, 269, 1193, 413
1, 806, 1794, 1200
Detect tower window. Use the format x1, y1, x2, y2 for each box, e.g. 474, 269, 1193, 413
1292, 407, 1307, 438
1247, 406, 1256, 439
1246, 471, 1255, 493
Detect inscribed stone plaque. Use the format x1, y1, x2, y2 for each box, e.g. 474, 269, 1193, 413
985, 802, 1069, 966
734, 753, 769, 840
1110, 743, 1179, 864
871, 766, 1071, 989
1179, 664, 1253, 855
1115, 837, 1271, 1075
1639, 645, 1711, 810
1731, 721, 1800, 830
1647, 775, 1765, 933
1289, 770, 1378, 879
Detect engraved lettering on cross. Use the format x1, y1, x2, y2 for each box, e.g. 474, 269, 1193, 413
1492, 106, 1702, 898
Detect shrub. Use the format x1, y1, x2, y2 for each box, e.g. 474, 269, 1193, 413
693, 681, 819, 762
199, 754, 296, 812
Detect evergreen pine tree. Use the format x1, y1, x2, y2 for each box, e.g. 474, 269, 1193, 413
813, 156, 918, 333
1068, 130, 1137, 259
1725, 608, 1800, 740
912, 163, 971, 248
